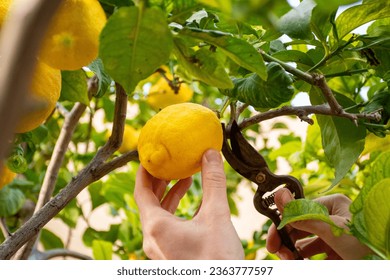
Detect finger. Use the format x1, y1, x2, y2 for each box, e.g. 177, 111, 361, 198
266, 223, 282, 253
314, 194, 352, 218
161, 177, 192, 214
152, 177, 170, 202
134, 165, 164, 219
198, 149, 230, 217
274, 188, 294, 213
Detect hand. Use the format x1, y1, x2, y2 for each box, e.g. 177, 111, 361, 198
266, 188, 372, 260
134, 149, 244, 260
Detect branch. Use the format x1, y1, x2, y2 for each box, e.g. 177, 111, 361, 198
0, 218, 11, 238
0, 84, 130, 260
239, 104, 382, 130
35, 249, 93, 260
0, 0, 63, 163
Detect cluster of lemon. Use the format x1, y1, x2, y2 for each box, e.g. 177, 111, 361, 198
0, 0, 106, 133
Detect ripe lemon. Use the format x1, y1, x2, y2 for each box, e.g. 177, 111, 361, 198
118, 124, 140, 154
16, 60, 61, 133
0, 164, 16, 190
138, 103, 223, 180
39, 0, 106, 70
146, 77, 193, 110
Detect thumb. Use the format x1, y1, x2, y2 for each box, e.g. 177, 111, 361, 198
199, 149, 230, 215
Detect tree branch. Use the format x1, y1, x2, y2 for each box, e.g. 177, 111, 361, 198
0, 218, 11, 238
31, 248, 93, 260
0, 84, 130, 260
239, 104, 382, 130
0, 0, 63, 164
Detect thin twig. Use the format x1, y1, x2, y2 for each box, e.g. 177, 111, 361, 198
0, 218, 11, 238
14, 102, 87, 259
35, 248, 93, 260
239, 104, 381, 130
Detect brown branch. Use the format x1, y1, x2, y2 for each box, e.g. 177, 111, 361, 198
37, 249, 93, 260
0, 84, 130, 260
0, 0, 63, 163
0, 218, 11, 238
239, 104, 382, 130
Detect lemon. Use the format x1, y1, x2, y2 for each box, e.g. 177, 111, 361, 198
0, 164, 16, 190
39, 0, 106, 70
146, 77, 193, 110
16, 60, 61, 133
118, 124, 140, 154
0, 0, 11, 28
138, 103, 223, 180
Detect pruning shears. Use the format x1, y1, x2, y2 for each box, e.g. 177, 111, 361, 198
222, 120, 304, 260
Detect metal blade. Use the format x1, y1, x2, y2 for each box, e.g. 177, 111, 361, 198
229, 120, 268, 169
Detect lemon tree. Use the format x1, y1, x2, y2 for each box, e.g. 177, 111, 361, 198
0, 0, 390, 261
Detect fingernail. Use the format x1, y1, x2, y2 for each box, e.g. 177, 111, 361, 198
204, 149, 222, 163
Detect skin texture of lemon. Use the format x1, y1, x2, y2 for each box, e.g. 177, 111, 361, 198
16, 60, 61, 133
137, 103, 223, 181
118, 124, 140, 154
146, 78, 193, 110
0, 165, 16, 190
39, 0, 106, 70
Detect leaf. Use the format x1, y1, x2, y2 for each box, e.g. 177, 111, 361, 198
277, 0, 316, 40
272, 50, 314, 67
363, 150, 390, 191
88, 58, 112, 98
88, 181, 106, 210
179, 27, 267, 80
173, 37, 233, 88
101, 172, 135, 209
278, 199, 344, 235
313, 0, 358, 13
40, 229, 64, 250
363, 179, 390, 258
0, 186, 25, 217
310, 89, 366, 188
99, 6, 173, 93
60, 70, 89, 105
57, 199, 81, 228
92, 240, 113, 260
196, 0, 232, 15
82, 225, 120, 247
336, 1, 390, 40
221, 62, 294, 109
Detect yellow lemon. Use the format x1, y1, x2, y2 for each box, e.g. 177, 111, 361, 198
0, 164, 16, 190
118, 124, 140, 154
39, 0, 106, 70
138, 103, 223, 180
146, 78, 193, 110
16, 60, 61, 133
0, 0, 11, 28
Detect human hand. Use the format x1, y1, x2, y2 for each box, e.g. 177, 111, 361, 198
266, 188, 372, 260
134, 149, 244, 260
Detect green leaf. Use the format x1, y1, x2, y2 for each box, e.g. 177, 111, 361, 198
40, 229, 64, 250
57, 199, 81, 228
278, 199, 344, 235
173, 37, 233, 88
196, 0, 231, 15
82, 225, 120, 247
310, 89, 366, 188
313, 0, 358, 13
92, 240, 113, 260
179, 27, 267, 80
60, 70, 89, 105
99, 6, 173, 93
272, 50, 314, 67
363, 179, 390, 258
0, 186, 25, 217
221, 62, 294, 109
277, 0, 316, 40
88, 58, 112, 98
101, 172, 135, 209
88, 181, 106, 210
336, 1, 390, 40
